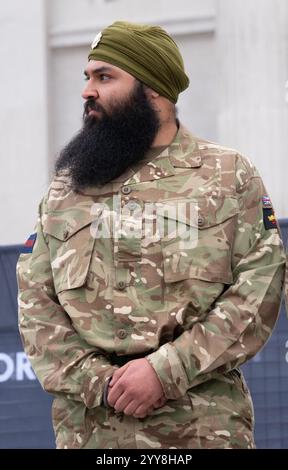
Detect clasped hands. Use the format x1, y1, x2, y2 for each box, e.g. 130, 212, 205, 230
107, 358, 166, 419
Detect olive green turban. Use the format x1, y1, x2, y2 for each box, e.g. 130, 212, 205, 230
88, 21, 189, 103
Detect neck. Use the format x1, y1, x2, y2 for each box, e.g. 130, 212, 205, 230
152, 119, 178, 147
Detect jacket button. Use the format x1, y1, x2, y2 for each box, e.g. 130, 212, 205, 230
198, 215, 205, 227
117, 281, 126, 290
117, 329, 127, 339
121, 185, 132, 195
127, 200, 138, 211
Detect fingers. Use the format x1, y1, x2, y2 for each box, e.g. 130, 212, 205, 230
132, 404, 154, 419
122, 400, 139, 416
113, 393, 131, 413
107, 381, 124, 407
107, 358, 166, 414
109, 362, 131, 387
108, 363, 132, 407
109, 391, 164, 417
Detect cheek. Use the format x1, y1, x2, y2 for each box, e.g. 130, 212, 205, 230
105, 83, 134, 104
99, 90, 117, 109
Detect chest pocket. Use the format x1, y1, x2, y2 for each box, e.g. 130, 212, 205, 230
43, 207, 102, 294
160, 196, 239, 284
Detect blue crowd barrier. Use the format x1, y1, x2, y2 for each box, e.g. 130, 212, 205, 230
0, 245, 54, 448
0, 221, 287, 448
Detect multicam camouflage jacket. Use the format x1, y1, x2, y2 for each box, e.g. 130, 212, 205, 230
17, 124, 285, 448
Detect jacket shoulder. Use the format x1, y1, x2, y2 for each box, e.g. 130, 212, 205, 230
46, 171, 73, 201
191, 134, 260, 188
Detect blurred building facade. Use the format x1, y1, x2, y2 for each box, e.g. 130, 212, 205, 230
1, 0, 288, 244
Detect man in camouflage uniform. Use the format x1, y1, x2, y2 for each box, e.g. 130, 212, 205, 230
17, 21, 285, 449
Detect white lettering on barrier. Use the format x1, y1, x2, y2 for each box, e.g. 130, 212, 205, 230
0, 352, 36, 382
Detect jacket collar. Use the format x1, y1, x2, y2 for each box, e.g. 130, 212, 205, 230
70, 124, 203, 196
119, 124, 202, 186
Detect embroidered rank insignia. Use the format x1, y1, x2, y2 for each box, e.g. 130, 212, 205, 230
263, 208, 277, 230
22, 233, 37, 253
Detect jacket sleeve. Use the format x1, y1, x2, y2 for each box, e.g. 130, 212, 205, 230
17, 197, 117, 408
147, 155, 286, 400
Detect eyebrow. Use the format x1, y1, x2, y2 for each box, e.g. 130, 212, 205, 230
84, 66, 114, 77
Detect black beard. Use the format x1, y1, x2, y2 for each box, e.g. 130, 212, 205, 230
55, 82, 160, 190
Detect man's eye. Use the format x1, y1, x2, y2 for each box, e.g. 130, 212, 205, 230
84, 75, 89, 81
100, 74, 110, 81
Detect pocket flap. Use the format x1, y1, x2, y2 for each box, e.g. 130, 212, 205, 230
196, 196, 239, 228
43, 205, 103, 293
43, 205, 103, 241
156, 199, 198, 228
157, 196, 239, 229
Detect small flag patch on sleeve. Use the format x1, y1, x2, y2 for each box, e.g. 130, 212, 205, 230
22, 233, 37, 253
262, 195, 272, 208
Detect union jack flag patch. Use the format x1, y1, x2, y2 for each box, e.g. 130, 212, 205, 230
262, 195, 272, 208
22, 233, 37, 253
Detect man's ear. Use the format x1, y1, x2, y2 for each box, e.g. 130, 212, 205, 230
144, 86, 160, 100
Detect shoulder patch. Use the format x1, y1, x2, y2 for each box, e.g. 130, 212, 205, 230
21, 233, 37, 253
263, 208, 277, 230
262, 195, 272, 208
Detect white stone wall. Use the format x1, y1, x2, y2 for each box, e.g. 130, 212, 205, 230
0, 0, 48, 244
48, 0, 216, 39
217, 0, 288, 218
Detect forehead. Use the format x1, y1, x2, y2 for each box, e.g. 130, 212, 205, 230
85, 60, 133, 78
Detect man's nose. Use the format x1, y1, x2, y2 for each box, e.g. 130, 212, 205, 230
81, 82, 99, 100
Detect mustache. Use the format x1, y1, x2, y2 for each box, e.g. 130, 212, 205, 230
83, 99, 105, 118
